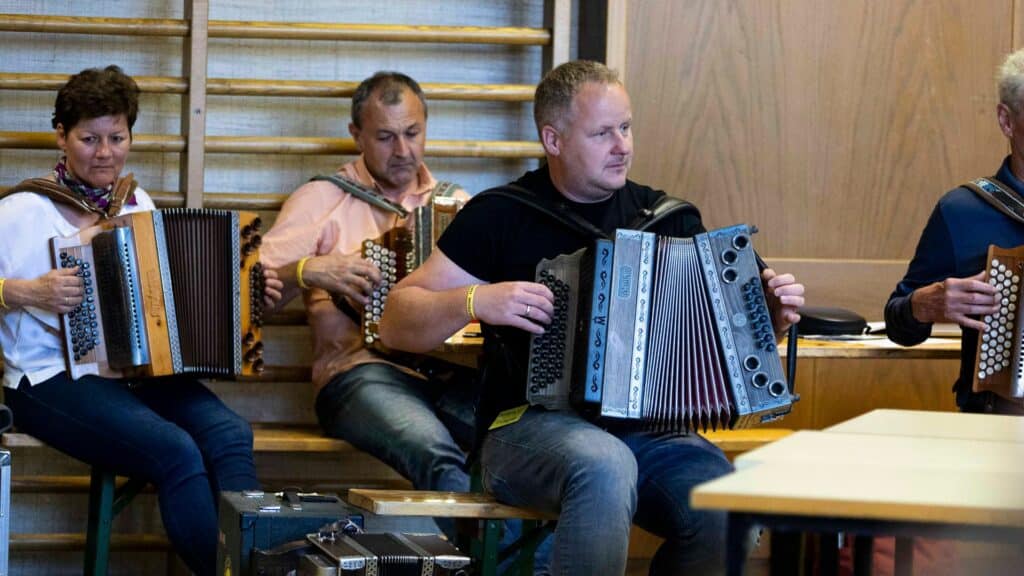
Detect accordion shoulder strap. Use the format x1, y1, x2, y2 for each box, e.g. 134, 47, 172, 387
1, 176, 136, 219
630, 195, 702, 232
105, 174, 138, 217
475, 185, 702, 239
311, 174, 409, 217
964, 177, 1024, 226
474, 184, 611, 239
432, 180, 460, 199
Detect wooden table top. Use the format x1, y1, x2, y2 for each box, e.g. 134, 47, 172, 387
825, 409, 1024, 443
694, 416, 1024, 528
691, 460, 1024, 528
440, 328, 961, 360
733, 430, 1024, 473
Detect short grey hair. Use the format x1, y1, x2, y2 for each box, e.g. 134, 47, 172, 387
533, 60, 621, 135
351, 71, 427, 128
998, 49, 1024, 112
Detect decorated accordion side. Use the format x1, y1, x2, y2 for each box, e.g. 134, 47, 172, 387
973, 244, 1024, 402
358, 196, 463, 347
527, 224, 794, 431
51, 209, 266, 380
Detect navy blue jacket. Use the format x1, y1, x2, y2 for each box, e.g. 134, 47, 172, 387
885, 157, 1024, 413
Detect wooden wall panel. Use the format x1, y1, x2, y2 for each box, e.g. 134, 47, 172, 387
625, 0, 1011, 260
767, 258, 909, 320
808, 358, 960, 427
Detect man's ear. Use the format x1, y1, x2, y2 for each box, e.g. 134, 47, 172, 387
540, 124, 561, 156
348, 122, 363, 151
998, 103, 1016, 139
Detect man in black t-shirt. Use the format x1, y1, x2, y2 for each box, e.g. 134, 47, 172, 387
380, 60, 804, 575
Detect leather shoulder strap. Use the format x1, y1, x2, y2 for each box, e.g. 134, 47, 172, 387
432, 180, 460, 199
1, 177, 103, 216
630, 194, 702, 231
472, 184, 610, 240
311, 174, 409, 217
104, 173, 138, 218
964, 177, 1024, 226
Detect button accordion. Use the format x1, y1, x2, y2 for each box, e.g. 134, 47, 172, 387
298, 531, 471, 576
973, 244, 1024, 403
356, 195, 463, 347
526, 224, 794, 431
51, 209, 266, 380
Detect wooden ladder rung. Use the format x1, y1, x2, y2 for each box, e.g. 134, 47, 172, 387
11, 533, 170, 551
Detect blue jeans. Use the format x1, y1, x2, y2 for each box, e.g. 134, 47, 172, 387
318, 363, 553, 571
5, 373, 258, 576
316, 363, 471, 494
481, 407, 733, 576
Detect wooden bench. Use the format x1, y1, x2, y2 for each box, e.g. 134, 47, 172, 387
344, 427, 794, 576
1, 309, 794, 575
339, 428, 796, 518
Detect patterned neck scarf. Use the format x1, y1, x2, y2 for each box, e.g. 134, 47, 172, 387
53, 157, 136, 210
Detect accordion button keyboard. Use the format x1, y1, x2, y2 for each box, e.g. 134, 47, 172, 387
528, 271, 571, 392
59, 251, 101, 361
979, 258, 1020, 380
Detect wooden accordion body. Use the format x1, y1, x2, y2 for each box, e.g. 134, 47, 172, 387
527, 224, 794, 431
973, 244, 1024, 402
51, 209, 265, 380
359, 196, 463, 346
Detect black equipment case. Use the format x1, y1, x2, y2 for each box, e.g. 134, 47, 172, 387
217, 490, 362, 576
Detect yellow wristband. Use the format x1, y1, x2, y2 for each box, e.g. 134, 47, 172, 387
0, 277, 7, 310
295, 257, 312, 290
465, 284, 479, 322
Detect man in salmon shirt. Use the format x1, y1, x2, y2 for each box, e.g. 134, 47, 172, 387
260, 72, 475, 514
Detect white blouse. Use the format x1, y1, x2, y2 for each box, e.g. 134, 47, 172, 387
0, 188, 155, 388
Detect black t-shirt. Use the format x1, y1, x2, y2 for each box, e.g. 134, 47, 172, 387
437, 165, 705, 420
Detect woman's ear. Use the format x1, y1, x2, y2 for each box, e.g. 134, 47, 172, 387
55, 123, 67, 152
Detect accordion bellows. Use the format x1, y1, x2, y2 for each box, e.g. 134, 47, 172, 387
51, 209, 265, 380
527, 225, 794, 431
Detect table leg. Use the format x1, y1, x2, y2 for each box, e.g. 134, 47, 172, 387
894, 537, 913, 576
853, 535, 874, 576
820, 533, 839, 576
727, 514, 752, 576
770, 529, 802, 576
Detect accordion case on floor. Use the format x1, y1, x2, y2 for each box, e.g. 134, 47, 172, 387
299, 531, 470, 576
51, 208, 266, 380
974, 244, 1024, 404
527, 224, 794, 431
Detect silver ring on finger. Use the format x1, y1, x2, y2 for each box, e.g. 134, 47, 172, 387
64, 296, 70, 306
524, 304, 532, 317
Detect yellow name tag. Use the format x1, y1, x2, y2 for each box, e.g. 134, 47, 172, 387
488, 404, 529, 430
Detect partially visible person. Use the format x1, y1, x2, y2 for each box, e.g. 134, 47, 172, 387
0, 65, 258, 575
886, 48, 1024, 416
259, 72, 476, 506
379, 60, 804, 575
880, 47, 1024, 576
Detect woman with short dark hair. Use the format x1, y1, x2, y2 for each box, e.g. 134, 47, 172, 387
0, 65, 258, 575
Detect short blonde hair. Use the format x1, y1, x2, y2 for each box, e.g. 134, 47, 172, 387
998, 49, 1024, 111
533, 60, 621, 135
